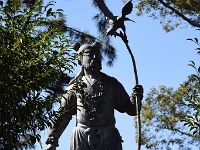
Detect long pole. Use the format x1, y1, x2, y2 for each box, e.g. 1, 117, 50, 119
124, 41, 141, 150
118, 33, 141, 150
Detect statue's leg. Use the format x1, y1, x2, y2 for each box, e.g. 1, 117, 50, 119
101, 127, 123, 150
70, 126, 89, 150
70, 124, 123, 150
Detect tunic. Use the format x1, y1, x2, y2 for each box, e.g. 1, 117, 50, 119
62, 72, 137, 150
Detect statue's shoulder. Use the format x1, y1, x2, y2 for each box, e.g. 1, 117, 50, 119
101, 72, 120, 85
66, 84, 75, 90
65, 83, 77, 94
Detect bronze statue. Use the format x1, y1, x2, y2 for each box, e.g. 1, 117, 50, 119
46, 42, 143, 150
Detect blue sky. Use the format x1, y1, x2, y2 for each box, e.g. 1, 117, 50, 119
38, 0, 200, 149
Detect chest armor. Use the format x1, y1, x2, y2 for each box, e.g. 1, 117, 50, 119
76, 75, 115, 126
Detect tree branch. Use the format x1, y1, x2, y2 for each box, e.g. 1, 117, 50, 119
158, 0, 200, 28
66, 26, 111, 45
66, 26, 96, 42
161, 111, 200, 138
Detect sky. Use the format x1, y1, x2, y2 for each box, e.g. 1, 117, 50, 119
37, 0, 200, 150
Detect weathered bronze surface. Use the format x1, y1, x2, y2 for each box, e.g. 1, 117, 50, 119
46, 42, 143, 150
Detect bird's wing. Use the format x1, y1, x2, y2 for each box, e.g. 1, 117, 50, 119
122, 0, 133, 17
93, 0, 115, 20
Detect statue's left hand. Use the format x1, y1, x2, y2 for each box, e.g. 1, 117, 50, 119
46, 144, 56, 150
46, 135, 58, 150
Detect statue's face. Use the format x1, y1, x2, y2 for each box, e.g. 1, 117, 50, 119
81, 48, 102, 72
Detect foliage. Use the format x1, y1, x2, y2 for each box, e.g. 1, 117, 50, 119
66, 25, 116, 66
137, 38, 200, 149
135, 0, 200, 32
56, 0, 117, 66
0, 0, 77, 149
180, 38, 200, 135
138, 84, 200, 149
180, 61, 200, 135
86, 0, 117, 66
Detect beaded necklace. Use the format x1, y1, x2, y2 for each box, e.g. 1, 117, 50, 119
76, 73, 108, 121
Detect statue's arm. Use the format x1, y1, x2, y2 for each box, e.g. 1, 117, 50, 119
46, 88, 77, 149
114, 79, 143, 116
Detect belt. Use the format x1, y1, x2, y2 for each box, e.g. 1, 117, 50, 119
77, 123, 115, 129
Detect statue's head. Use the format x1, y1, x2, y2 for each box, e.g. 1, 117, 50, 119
72, 42, 102, 71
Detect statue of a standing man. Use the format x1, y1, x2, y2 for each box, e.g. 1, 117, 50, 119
46, 42, 143, 150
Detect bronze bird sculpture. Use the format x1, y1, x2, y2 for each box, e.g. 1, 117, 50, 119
94, 0, 134, 37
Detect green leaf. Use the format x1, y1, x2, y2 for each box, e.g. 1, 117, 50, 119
188, 61, 196, 68
194, 38, 198, 43
193, 130, 198, 135
30, 135, 36, 145
198, 66, 200, 74
187, 38, 193, 41
36, 134, 41, 142
56, 9, 63, 12
39, 5, 43, 12
47, 8, 52, 16
195, 48, 200, 51
189, 127, 196, 131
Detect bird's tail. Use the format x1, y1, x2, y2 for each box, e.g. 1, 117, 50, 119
125, 17, 135, 22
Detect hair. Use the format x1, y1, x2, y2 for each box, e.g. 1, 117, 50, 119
72, 42, 101, 65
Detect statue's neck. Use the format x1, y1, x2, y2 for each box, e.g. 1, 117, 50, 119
84, 69, 100, 80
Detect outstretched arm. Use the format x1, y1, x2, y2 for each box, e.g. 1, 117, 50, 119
46, 112, 71, 150
115, 82, 143, 116
46, 88, 77, 150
